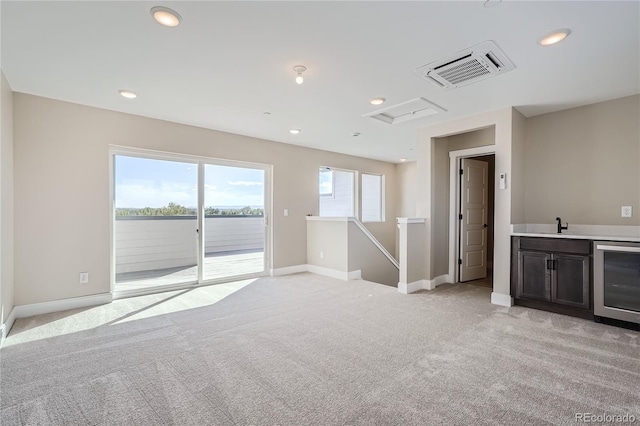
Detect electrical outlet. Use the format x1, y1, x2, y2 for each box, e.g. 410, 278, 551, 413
621, 206, 633, 218
79, 272, 89, 284
320, 251, 324, 259
284, 208, 289, 216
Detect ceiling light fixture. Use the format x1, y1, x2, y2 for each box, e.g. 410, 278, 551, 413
293, 65, 306, 85
150, 6, 182, 27
290, 129, 301, 135
370, 98, 385, 106
400, 158, 407, 162
118, 90, 137, 99
539, 29, 571, 46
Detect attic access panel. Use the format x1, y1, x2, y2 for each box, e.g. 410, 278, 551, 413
363, 97, 447, 125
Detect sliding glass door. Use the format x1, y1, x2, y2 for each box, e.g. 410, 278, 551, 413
202, 164, 266, 281
112, 150, 269, 297
114, 155, 199, 293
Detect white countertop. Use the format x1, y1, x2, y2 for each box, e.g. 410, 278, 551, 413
511, 224, 640, 242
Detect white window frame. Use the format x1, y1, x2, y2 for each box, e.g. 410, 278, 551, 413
319, 167, 334, 197
360, 172, 385, 223
318, 166, 357, 217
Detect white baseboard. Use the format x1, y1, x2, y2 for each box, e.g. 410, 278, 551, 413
347, 270, 362, 280
398, 274, 449, 294
428, 274, 451, 289
1, 308, 17, 346
1, 293, 112, 347
270, 265, 307, 276
12, 293, 113, 320
306, 264, 361, 281
491, 292, 514, 307
271, 264, 361, 282
397, 279, 428, 294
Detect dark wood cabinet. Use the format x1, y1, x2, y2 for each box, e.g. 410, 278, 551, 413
553, 253, 590, 309
512, 237, 592, 318
517, 250, 551, 301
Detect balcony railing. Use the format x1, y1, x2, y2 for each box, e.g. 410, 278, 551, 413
115, 215, 265, 274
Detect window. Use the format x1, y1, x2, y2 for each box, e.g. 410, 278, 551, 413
361, 173, 384, 222
319, 167, 355, 217
319, 168, 333, 196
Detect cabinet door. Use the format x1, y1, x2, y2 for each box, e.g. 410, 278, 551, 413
517, 251, 551, 301
552, 254, 590, 309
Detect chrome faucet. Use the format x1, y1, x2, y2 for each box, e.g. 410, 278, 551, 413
556, 217, 568, 234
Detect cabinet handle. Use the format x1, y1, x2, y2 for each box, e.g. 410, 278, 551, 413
546, 259, 553, 270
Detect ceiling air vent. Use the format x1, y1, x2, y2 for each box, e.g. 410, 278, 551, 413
415, 41, 515, 89
363, 97, 447, 125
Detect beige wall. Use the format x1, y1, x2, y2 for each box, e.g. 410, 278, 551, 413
431, 129, 497, 279
413, 95, 637, 302
432, 138, 449, 277
395, 161, 417, 218
397, 221, 425, 285
306, 218, 399, 285
511, 109, 526, 224
13, 94, 397, 305
447, 127, 495, 152
347, 221, 399, 287
1, 71, 14, 324
524, 95, 640, 225
306, 219, 348, 272
417, 108, 517, 299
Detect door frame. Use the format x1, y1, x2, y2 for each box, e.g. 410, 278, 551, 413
109, 145, 273, 298
198, 159, 272, 284
448, 145, 495, 284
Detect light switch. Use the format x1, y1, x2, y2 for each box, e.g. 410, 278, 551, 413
284, 208, 289, 216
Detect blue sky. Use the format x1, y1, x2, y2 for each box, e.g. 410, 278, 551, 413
319, 169, 332, 195
115, 156, 264, 208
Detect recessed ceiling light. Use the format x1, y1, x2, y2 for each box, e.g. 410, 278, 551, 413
400, 158, 407, 162
151, 6, 182, 27
118, 90, 137, 99
370, 98, 385, 106
539, 29, 571, 46
290, 129, 301, 135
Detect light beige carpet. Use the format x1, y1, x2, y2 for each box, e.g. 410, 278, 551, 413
2, 273, 639, 425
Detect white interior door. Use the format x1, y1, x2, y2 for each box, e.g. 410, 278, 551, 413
459, 158, 488, 282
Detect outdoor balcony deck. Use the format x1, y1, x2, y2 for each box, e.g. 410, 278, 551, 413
115, 249, 264, 292
115, 216, 265, 293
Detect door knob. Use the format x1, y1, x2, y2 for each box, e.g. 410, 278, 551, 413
483, 224, 488, 228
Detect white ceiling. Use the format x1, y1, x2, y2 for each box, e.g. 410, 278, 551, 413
2, 1, 639, 162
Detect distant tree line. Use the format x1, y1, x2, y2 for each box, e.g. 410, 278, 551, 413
116, 202, 263, 216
